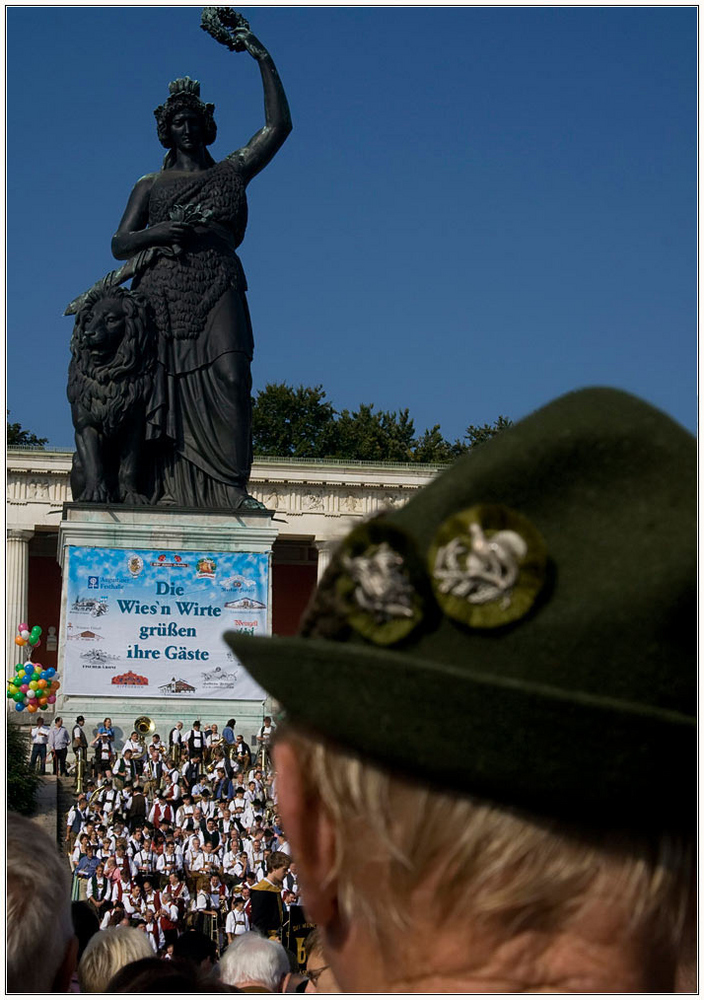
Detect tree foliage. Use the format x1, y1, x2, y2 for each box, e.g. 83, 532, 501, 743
252, 383, 512, 463
252, 384, 337, 459
335, 404, 417, 463
7, 412, 47, 448
464, 415, 514, 449
7, 725, 40, 816
413, 425, 469, 464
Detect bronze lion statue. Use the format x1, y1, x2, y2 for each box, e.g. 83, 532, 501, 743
67, 285, 155, 504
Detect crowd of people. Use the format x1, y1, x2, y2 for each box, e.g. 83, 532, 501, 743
8, 811, 331, 993
63, 714, 306, 960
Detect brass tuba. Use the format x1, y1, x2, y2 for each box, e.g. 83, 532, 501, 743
135, 716, 155, 749
135, 716, 155, 736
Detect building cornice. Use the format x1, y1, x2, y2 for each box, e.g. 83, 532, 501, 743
7, 450, 442, 540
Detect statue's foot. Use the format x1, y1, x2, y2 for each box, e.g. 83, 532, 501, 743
80, 483, 111, 503
120, 490, 151, 506
235, 493, 267, 511
157, 491, 178, 507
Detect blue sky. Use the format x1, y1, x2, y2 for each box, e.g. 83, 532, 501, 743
7, 6, 696, 448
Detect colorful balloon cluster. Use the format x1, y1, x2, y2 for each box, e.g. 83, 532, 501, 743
6, 624, 60, 712
14, 622, 42, 649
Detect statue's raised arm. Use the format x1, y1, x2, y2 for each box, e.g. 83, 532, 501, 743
66, 8, 293, 510
202, 8, 292, 182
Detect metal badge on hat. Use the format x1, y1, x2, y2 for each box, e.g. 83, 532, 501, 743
429, 504, 547, 628
335, 505, 546, 645
336, 523, 426, 645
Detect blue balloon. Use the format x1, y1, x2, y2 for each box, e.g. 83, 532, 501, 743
24, 664, 33, 675
14, 702, 24, 711
39, 671, 48, 680
46, 668, 56, 678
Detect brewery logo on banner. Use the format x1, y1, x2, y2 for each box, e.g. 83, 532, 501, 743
63, 547, 268, 700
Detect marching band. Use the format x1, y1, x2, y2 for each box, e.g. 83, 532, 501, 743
65, 716, 296, 954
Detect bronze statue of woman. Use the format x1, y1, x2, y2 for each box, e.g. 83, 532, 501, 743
111, 10, 291, 509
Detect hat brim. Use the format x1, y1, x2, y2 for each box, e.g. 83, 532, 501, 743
225, 631, 694, 828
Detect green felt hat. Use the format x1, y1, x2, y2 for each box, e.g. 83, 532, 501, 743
225, 388, 695, 829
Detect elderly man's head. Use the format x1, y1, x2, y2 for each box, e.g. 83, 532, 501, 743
276, 724, 694, 991
219, 932, 289, 991
227, 389, 695, 993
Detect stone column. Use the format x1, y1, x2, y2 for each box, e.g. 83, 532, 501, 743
6, 529, 34, 673
315, 540, 331, 582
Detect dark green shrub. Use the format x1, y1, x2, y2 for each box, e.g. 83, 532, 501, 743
7, 724, 40, 815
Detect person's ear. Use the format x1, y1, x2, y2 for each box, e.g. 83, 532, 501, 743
274, 738, 338, 928
52, 934, 79, 993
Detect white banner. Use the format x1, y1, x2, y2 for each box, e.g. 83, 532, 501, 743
62, 546, 268, 700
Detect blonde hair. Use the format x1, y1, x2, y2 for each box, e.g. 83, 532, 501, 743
284, 726, 694, 960
78, 925, 154, 993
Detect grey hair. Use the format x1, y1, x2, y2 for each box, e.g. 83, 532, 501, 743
218, 931, 289, 991
7, 812, 74, 992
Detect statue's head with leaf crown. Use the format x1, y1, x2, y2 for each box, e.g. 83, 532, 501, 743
154, 76, 218, 150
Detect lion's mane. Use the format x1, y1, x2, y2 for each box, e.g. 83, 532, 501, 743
68, 287, 154, 438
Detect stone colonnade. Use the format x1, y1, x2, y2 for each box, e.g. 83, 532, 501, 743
6, 529, 34, 672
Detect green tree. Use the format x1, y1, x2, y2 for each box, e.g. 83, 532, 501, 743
412, 425, 467, 463
464, 415, 513, 449
7, 725, 40, 815
251, 381, 511, 464
252, 384, 337, 458
335, 405, 417, 463
7, 412, 47, 448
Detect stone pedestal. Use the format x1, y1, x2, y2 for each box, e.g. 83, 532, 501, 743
6, 528, 33, 674
55, 504, 279, 743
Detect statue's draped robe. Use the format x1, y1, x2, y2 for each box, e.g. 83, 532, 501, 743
134, 158, 254, 507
